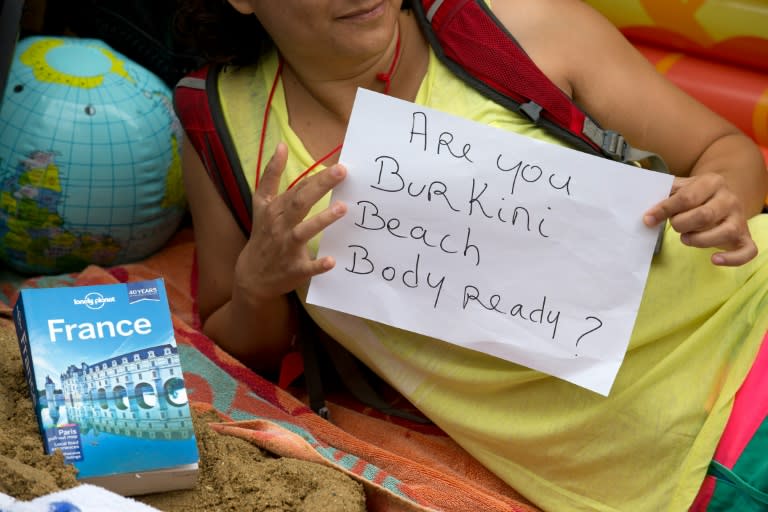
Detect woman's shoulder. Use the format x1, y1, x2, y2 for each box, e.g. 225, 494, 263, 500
491, 0, 608, 32
489, 0, 632, 97
490, 0, 632, 56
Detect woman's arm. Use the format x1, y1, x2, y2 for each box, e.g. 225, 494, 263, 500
182, 138, 347, 375
493, 0, 768, 264
182, 137, 294, 374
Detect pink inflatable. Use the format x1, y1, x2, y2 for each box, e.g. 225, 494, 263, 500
584, 0, 768, 73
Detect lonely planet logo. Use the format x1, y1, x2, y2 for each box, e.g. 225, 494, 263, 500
73, 292, 116, 310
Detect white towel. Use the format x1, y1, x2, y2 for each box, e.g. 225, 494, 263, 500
0, 485, 162, 512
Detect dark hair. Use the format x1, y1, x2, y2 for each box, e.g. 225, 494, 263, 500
174, 0, 270, 66
175, 0, 413, 66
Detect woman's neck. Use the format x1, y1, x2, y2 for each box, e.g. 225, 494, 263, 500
281, 11, 428, 124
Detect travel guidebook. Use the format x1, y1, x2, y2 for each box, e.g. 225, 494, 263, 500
12, 279, 199, 496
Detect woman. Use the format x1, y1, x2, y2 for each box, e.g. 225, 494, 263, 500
175, 1, 768, 510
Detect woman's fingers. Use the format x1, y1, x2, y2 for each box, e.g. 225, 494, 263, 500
643, 174, 756, 265
258, 142, 289, 199
276, 163, 347, 227
710, 238, 758, 266
244, 156, 348, 294
680, 216, 748, 249
298, 254, 337, 276
666, 189, 736, 235
291, 200, 348, 245
251, 147, 347, 232
643, 176, 715, 226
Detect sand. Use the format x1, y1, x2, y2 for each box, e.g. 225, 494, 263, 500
0, 318, 367, 511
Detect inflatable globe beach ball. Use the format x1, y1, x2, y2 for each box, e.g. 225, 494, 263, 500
0, 36, 186, 275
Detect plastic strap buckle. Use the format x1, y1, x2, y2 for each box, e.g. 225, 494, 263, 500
583, 118, 629, 163
600, 130, 628, 162
519, 101, 543, 123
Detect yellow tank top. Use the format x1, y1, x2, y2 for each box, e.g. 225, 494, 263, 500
216, 47, 768, 512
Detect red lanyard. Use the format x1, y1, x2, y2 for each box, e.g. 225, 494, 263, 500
254, 33, 402, 191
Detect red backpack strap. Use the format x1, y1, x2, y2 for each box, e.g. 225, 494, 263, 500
414, 0, 667, 172
173, 65, 253, 236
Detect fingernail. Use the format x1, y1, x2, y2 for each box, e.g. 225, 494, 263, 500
643, 215, 657, 226
712, 254, 725, 265
681, 234, 690, 245
332, 202, 346, 216
332, 165, 346, 178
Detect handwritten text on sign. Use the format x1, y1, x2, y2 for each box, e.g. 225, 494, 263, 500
306, 89, 673, 395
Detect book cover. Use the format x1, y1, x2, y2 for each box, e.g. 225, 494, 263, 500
12, 278, 200, 496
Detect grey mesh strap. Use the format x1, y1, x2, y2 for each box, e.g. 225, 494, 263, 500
176, 77, 206, 90
426, 0, 446, 22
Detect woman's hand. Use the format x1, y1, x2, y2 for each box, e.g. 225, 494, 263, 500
643, 174, 757, 266
234, 143, 348, 303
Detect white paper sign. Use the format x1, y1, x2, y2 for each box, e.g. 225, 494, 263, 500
307, 88, 674, 395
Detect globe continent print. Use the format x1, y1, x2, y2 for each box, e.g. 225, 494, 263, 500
0, 36, 186, 275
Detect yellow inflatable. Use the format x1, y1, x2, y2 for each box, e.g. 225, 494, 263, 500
584, 0, 768, 73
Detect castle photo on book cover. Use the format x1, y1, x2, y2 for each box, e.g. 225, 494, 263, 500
13, 278, 199, 496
